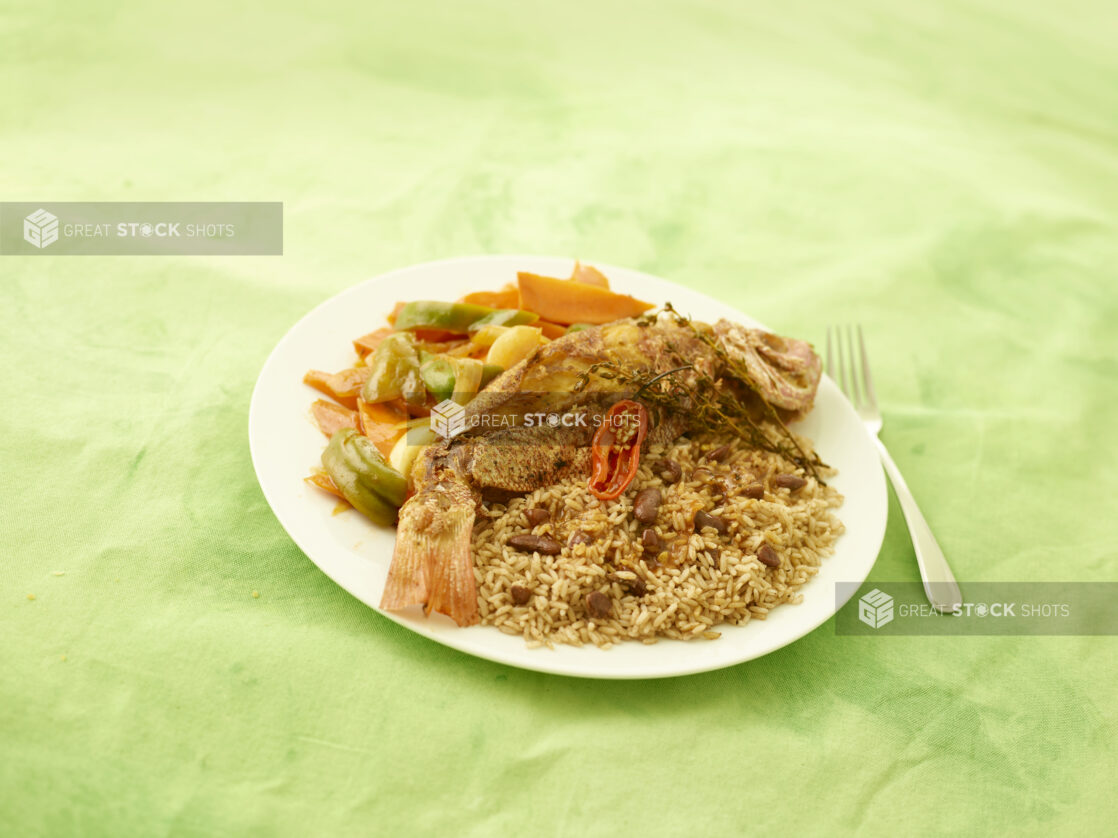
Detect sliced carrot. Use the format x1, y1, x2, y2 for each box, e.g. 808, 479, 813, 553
536, 320, 567, 340
517, 272, 653, 325
303, 367, 371, 410
311, 399, 358, 438
570, 261, 610, 288
386, 301, 406, 326
304, 370, 335, 401
305, 470, 348, 503
353, 327, 393, 358
357, 397, 408, 458
459, 285, 519, 309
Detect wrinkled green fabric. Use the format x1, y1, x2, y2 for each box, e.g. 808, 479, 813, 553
2, 1, 1116, 835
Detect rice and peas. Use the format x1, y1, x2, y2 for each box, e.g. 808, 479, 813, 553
473, 430, 844, 648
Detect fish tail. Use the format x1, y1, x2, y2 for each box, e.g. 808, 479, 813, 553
380, 479, 479, 626
379, 506, 431, 611
422, 499, 479, 626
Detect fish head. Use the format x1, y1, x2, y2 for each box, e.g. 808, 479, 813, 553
712, 319, 822, 413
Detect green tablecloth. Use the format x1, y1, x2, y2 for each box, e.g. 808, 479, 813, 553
3, 1, 1116, 834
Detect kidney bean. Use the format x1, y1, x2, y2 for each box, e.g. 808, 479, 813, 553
656, 459, 682, 484
693, 509, 728, 534
707, 444, 731, 462
508, 534, 562, 555
510, 585, 532, 605
568, 530, 594, 547
742, 483, 765, 499
586, 591, 612, 620
633, 487, 662, 524
641, 528, 662, 553
773, 474, 807, 492
756, 543, 780, 568
614, 569, 649, 597
524, 507, 549, 527
690, 467, 712, 484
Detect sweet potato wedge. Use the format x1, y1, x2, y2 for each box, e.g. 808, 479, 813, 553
386, 301, 407, 326
311, 399, 359, 438
459, 285, 519, 309
570, 261, 610, 288
305, 470, 348, 502
357, 397, 408, 458
353, 327, 394, 358
303, 367, 372, 410
517, 272, 653, 325
536, 320, 567, 340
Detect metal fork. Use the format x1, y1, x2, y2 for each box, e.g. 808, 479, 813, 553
827, 326, 963, 612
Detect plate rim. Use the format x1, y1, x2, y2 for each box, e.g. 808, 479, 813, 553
249, 254, 887, 679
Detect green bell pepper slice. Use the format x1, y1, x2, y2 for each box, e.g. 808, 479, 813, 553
321, 429, 408, 525
393, 301, 495, 333
467, 309, 539, 332
419, 352, 456, 402
362, 332, 426, 405
480, 363, 504, 388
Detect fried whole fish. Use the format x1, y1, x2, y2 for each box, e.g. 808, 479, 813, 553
380, 313, 821, 626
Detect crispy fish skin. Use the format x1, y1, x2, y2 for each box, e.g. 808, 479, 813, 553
461, 319, 716, 421
379, 314, 821, 626
454, 424, 594, 495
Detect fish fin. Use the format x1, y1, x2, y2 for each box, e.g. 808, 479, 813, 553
380, 480, 479, 627
422, 498, 479, 627
379, 503, 432, 611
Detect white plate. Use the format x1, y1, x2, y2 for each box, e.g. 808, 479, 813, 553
249, 256, 887, 679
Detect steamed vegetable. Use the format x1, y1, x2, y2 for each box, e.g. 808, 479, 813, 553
352, 327, 394, 358
517, 271, 653, 325
393, 301, 495, 334
321, 429, 408, 525
304, 469, 346, 501
467, 308, 538, 332
362, 332, 425, 405
470, 324, 509, 348
304, 367, 372, 410
419, 352, 456, 401
480, 363, 503, 388
485, 325, 542, 370
311, 399, 358, 437
356, 397, 408, 457
458, 286, 519, 309
570, 261, 611, 288
536, 320, 567, 340
389, 423, 437, 480
451, 357, 484, 404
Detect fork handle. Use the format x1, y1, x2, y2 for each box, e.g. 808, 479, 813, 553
873, 437, 964, 612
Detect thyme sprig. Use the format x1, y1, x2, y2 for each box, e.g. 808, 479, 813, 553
574, 305, 826, 479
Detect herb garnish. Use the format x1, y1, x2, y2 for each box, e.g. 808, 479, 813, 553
573, 304, 826, 480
